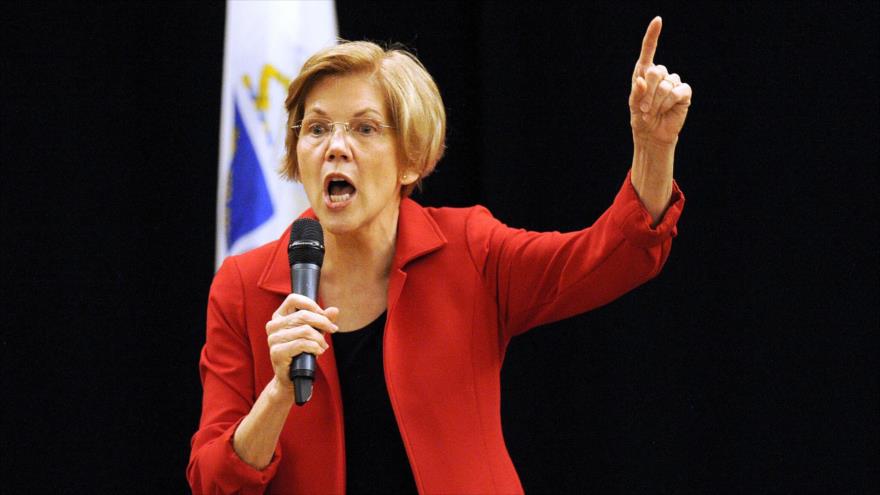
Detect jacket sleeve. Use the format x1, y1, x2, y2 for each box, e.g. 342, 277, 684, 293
187, 257, 282, 494
466, 170, 684, 341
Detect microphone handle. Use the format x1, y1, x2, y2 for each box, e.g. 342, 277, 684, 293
289, 262, 320, 405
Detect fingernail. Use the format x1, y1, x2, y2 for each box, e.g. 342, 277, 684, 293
643, 113, 651, 121
640, 103, 649, 112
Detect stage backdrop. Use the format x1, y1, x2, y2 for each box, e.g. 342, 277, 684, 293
3, 1, 877, 493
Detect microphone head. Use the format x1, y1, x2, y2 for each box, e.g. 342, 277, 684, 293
288, 218, 325, 267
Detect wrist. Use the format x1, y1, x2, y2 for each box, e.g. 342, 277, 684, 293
632, 137, 676, 164
630, 140, 675, 226
631, 143, 673, 185
267, 376, 296, 405
632, 132, 678, 152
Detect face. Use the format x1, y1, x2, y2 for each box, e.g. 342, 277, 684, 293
296, 73, 417, 238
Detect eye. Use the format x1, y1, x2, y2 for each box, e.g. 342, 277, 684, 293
353, 119, 380, 137
306, 121, 330, 137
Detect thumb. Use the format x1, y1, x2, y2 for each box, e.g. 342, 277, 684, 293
323, 306, 341, 323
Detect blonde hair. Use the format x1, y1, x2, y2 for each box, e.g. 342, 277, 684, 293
282, 40, 446, 197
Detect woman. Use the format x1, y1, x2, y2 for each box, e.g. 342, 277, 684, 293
189, 16, 690, 494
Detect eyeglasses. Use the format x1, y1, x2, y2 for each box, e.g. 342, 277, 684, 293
292, 117, 394, 145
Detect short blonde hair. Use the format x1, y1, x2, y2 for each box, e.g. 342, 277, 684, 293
282, 41, 446, 197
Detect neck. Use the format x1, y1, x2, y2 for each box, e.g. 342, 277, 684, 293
321, 204, 400, 283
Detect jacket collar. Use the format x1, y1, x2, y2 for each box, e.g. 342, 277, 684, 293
257, 197, 447, 296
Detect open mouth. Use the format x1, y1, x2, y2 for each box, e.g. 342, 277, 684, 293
325, 175, 356, 207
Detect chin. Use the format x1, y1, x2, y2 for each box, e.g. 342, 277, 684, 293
314, 210, 361, 236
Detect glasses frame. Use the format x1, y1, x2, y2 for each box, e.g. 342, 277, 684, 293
291, 118, 395, 142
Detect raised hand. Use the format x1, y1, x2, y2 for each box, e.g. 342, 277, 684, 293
626, 16, 692, 224
629, 17, 692, 146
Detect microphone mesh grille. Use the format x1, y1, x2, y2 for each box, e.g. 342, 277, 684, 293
288, 218, 325, 266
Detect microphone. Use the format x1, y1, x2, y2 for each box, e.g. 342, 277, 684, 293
287, 218, 325, 406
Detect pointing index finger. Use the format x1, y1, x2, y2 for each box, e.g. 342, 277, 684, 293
638, 16, 662, 66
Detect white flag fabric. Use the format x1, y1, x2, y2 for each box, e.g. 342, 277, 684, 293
216, 0, 338, 269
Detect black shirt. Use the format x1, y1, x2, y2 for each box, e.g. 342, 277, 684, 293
331, 312, 418, 494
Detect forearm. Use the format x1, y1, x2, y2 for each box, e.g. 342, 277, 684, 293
232, 376, 295, 470
630, 139, 675, 226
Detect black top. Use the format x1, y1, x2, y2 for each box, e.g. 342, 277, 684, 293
331, 312, 418, 494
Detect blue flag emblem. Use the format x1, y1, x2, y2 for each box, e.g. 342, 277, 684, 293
226, 101, 274, 249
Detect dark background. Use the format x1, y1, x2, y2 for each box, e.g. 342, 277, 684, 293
3, 1, 877, 493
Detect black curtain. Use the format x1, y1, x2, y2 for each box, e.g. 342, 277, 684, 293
4, 1, 876, 493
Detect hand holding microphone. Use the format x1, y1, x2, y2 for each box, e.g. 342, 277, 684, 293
264, 219, 338, 405
287, 218, 328, 405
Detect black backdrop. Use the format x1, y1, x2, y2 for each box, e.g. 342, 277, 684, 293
4, 1, 877, 493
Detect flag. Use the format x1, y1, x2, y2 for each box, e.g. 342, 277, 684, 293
216, 0, 338, 268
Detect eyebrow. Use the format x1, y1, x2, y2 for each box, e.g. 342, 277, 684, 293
304, 107, 385, 119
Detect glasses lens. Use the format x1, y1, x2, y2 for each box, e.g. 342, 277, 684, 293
301, 119, 330, 139
350, 118, 381, 138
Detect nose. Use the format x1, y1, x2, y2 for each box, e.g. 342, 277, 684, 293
324, 123, 351, 162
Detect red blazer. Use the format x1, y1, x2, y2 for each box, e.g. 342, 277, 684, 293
188, 173, 684, 494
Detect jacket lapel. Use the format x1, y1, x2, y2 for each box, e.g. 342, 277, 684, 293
388, 198, 447, 311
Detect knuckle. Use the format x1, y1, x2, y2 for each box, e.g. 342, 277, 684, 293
286, 311, 302, 325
